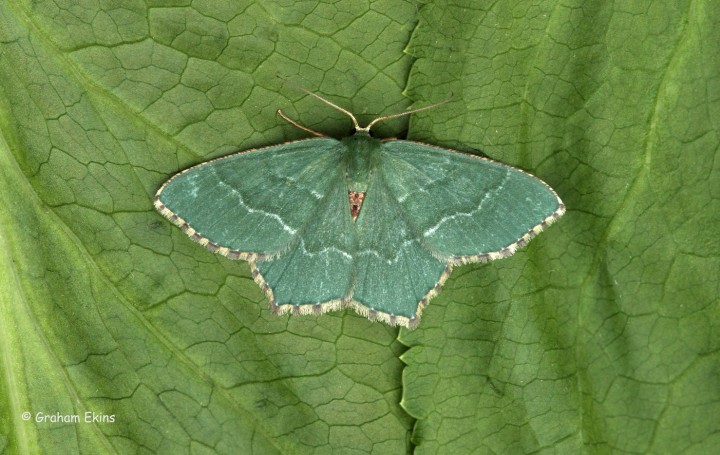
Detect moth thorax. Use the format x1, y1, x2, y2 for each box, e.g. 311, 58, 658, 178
341, 134, 379, 223
343, 133, 381, 191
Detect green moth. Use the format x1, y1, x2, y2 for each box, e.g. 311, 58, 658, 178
154, 85, 565, 328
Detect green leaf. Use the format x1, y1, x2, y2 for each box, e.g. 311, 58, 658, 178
400, 1, 720, 454
1, 0, 718, 454
0, 1, 415, 453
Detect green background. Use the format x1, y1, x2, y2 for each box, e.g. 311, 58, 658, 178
0, 0, 717, 453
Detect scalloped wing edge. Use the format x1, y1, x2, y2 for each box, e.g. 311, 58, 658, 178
253, 261, 453, 329
154, 197, 273, 261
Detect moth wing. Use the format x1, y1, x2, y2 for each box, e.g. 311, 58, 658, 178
379, 141, 565, 262
252, 169, 356, 312
155, 138, 344, 259
351, 170, 449, 327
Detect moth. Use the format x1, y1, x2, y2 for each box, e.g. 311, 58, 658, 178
154, 83, 565, 328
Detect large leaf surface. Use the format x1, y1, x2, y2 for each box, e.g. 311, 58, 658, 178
401, 1, 720, 454
0, 1, 718, 454
0, 1, 415, 453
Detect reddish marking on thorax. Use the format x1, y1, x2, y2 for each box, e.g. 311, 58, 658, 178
348, 192, 366, 221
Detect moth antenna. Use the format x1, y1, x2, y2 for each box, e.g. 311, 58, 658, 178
277, 110, 327, 137
277, 76, 362, 131
365, 93, 454, 131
